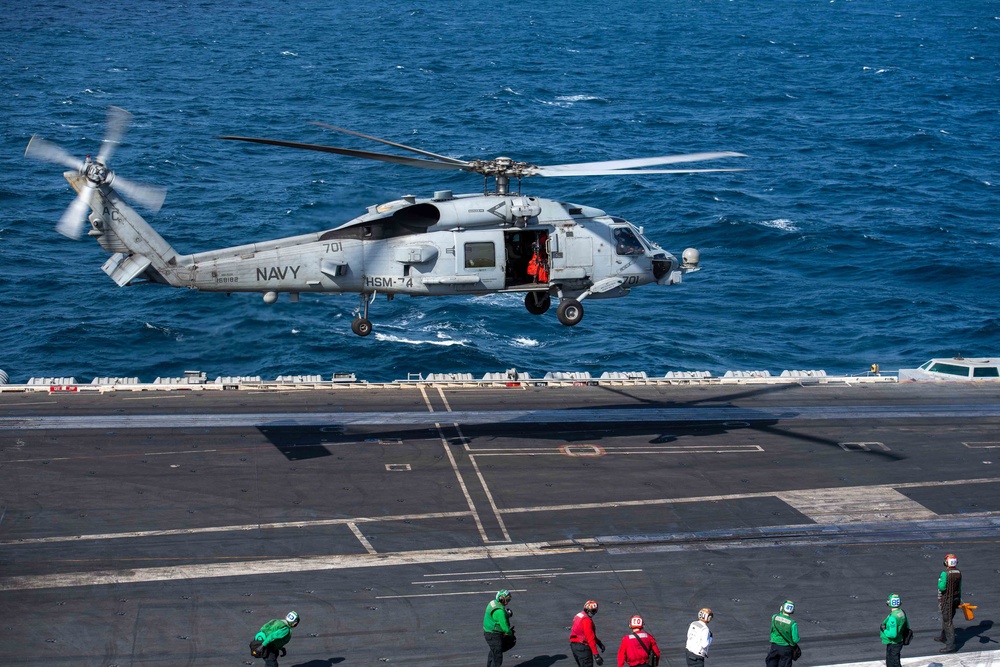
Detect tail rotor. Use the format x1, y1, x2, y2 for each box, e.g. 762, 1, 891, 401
25, 106, 166, 239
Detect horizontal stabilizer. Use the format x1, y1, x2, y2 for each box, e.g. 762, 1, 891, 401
102, 253, 152, 286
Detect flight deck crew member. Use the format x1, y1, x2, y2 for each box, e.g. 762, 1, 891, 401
254, 611, 299, 667
570, 600, 606, 667
618, 615, 660, 667
880, 593, 908, 667
936, 553, 962, 653
765, 601, 800, 667
685, 608, 713, 667
484, 589, 514, 667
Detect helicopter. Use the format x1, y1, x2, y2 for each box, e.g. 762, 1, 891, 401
25, 107, 746, 336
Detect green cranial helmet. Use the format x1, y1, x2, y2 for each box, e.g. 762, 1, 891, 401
781, 600, 795, 615
285, 611, 299, 627
496, 589, 511, 605
887, 593, 901, 608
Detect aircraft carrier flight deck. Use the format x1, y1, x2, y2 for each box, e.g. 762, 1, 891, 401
2, 380, 999, 666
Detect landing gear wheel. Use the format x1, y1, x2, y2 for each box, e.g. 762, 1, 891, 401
351, 317, 373, 337
556, 298, 584, 326
524, 292, 551, 315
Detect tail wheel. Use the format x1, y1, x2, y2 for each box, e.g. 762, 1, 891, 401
556, 298, 584, 326
351, 317, 373, 336
524, 292, 551, 315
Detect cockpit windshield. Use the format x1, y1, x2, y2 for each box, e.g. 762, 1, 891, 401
613, 226, 645, 256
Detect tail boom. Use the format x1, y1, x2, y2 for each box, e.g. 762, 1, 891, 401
66, 171, 186, 287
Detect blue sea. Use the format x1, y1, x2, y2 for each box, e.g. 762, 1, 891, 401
2, 1, 998, 383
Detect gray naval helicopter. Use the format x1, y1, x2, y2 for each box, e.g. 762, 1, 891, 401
26, 107, 745, 336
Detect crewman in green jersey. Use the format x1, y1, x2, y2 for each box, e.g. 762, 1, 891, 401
880, 593, 908, 667
484, 589, 514, 667
765, 600, 800, 667
254, 611, 299, 667
936, 552, 962, 652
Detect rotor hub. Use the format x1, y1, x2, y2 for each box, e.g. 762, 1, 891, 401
469, 157, 538, 179
85, 160, 109, 185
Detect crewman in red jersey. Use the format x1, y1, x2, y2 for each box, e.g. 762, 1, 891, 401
570, 600, 606, 666
617, 615, 660, 667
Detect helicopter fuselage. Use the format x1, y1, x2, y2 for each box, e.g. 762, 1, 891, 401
138, 192, 687, 300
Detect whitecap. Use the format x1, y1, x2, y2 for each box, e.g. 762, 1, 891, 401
471, 293, 519, 307
756, 218, 799, 232
281, 51, 298, 56
511, 337, 539, 348
533, 98, 571, 107
374, 333, 468, 346
555, 94, 607, 103
291, 328, 300, 334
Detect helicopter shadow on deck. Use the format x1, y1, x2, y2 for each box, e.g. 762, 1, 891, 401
257, 424, 339, 461
253, 382, 903, 462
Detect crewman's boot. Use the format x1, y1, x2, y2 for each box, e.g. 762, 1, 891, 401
939, 647, 957, 654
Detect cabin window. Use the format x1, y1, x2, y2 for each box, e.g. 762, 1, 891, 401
973, 366, 999, 377
464, 242, 495, 269
928, 362, 971, 377
613, 227, 645, 256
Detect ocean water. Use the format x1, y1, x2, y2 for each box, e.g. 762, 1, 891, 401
1, 1, 998, 383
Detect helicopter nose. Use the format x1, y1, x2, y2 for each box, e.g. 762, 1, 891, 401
652, 257, 675, 284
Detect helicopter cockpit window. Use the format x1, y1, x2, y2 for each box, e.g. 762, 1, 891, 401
613, 227, 645, 256
464, 242, 496, 269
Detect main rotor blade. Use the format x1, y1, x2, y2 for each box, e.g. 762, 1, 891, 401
24, 135, 85, 171
56, 182, 96, 239
537, 151, 747, 174
310, 123, 471, 167
97, 106, 133, 164
219, 136, 471, 171
110, 174, 167, 213
535, 167, 748, 177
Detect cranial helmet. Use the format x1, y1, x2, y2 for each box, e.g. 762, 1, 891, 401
629, 615, 644, 630
496, 589, 511, 605
887, 593, 901, 608
945, 553, 958, 568
285, 611, 300, 627
781, 600, 795, 615
698, 608, 713, 622
584, 600, 599, 615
